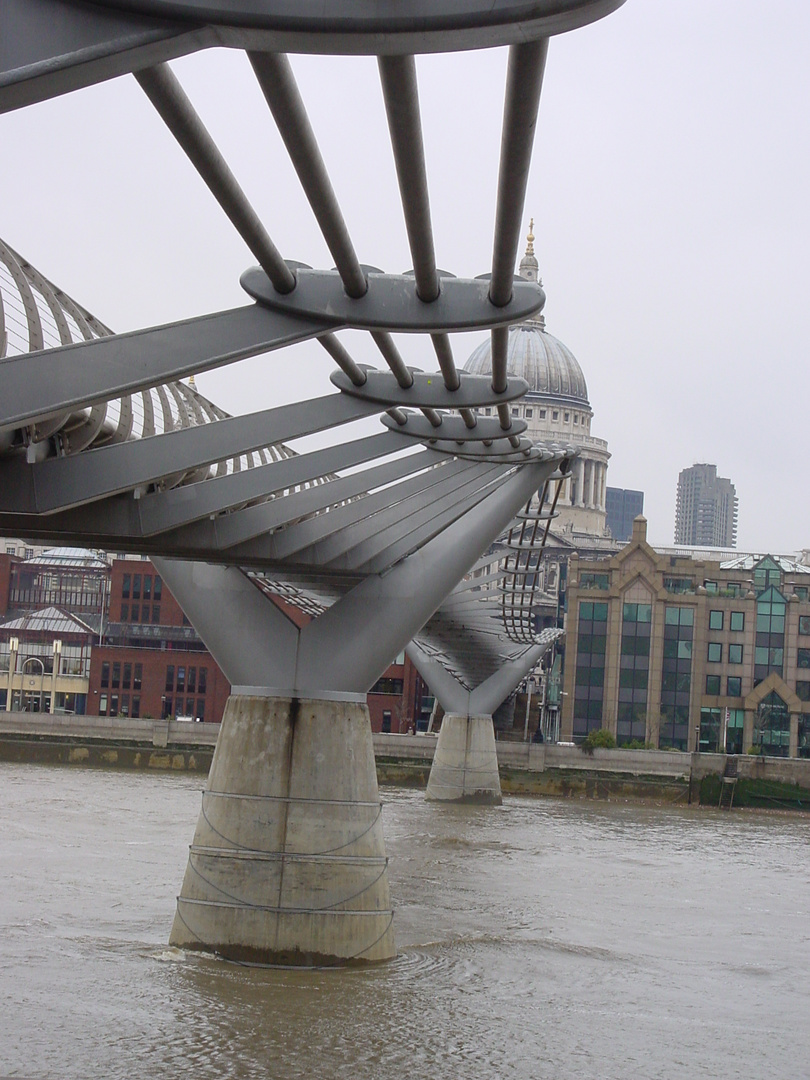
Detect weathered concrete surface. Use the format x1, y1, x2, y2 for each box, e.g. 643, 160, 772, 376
169, 695, 395, 966
425, 714, 502, 804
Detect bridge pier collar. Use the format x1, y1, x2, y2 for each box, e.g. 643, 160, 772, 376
169, 691, 395, 967
425, 714, 502, 805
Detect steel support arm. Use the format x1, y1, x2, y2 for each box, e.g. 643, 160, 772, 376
152, 457, 555, 696
0, 304, 332, 432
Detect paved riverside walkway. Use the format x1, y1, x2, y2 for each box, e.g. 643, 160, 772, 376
1, 714, 808, 799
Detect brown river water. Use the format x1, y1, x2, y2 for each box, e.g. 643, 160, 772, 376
1, 762, 809, 1080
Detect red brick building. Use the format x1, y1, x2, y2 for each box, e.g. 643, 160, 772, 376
1, 549, 429, 729
87, 559, 230, 721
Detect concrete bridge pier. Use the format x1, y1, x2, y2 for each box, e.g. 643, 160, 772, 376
409, 639, 555, 805
156, 458, 555, 963
169, 692, 394, 965
425, 713, 503, 804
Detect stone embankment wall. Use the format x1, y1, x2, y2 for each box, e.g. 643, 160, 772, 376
1, 716, 809, 805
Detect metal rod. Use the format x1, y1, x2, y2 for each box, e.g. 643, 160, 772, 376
430, 332, 460, 391
248, 52, 368, 300
135, 64, 295, 294
378, 55, 439, 303
491, 325, 510, 397
489, 38, 550, 308
369, 331, 413, 388
317, 333, 367, 386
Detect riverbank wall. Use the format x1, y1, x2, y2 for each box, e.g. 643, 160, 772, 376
1, 714, 809, 808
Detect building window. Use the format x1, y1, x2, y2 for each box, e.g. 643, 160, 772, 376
704, 581, 718, 594
511, 407, 519, 417
198, 667, 207, 694
728, 643, 743, 664
579, 572, 610, 590
176, 666, 186, 694
727, 676, 742, 697
131, 603, 139, 622
112, 662, 121, 689
552, 410, 559, 421
154, 576, 162, 600
132, 696, 140, 719
664, 577, 694, 595
120, 603, 128, 621
799, 615, 810, 636
539, 410, 546, 419
564, 412, 570, 422
754, 587, 786, 684
188, 667, 196, 694
709, 610, 724, 630
617, 602, 651, 746
707, 643, 722, 663
110, 694, 119, 716
525, 408, 533, 419
726, 708, 745, 754
120, 694, 129, 717
132, 574, 141, 600
101, 662, 110, 688
705, 675, 721, 695
133, 663, 142, 691
143, 575, 152, 600
484, 407, 491, 416
370, 677, 404, 695
797, 649, 810, 669
123, 663, 131, 690
660, 606, 693, 750
381, 710, 392, 733
699, 707, 722, 753
796, 587, 808, 601
573, 601, 608, 741
753, 558, 781, 592
755, 691, 790, 756
152, 606, 161, 624
141, 605, 149, 623
196, 699, 205, 721
573, 414, 579, 424
162, 696, 172, 720
99, 694, 108, 715
730, 611, 745, 632
165, 665, 174, 693
796, 681, 810, 702
122, 574, 131, 599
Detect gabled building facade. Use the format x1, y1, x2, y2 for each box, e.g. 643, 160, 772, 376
562, 516, 810, 757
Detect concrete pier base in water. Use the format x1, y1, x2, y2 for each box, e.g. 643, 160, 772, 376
425, 714, 502, 804
169, 694, 395, 966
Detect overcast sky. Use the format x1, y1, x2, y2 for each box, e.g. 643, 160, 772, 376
2, 0, 809, 553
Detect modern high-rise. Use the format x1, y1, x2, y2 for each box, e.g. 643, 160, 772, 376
606, 487, 644, 542
675, 464, 738, 548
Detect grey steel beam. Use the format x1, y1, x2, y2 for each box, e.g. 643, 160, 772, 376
151, 454, 559, 696
349, 478, 509, 576
135, 62, 295, 294
273, 459, 492, 564
0, 1, 626, 118
241, 267, 544, 331
136, 429, 408, 537
200, 446, 441, 550
319, 468, 503, 574
0, 0, 208, 114
0, 392, 378, 514
249, 51, 367, 300
0, 304, 332, 431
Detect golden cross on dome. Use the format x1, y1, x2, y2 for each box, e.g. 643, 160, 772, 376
526, 218, 535, 256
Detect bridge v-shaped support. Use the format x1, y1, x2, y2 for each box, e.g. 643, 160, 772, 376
154, 457, 556, 965
407, 640, 553, 804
